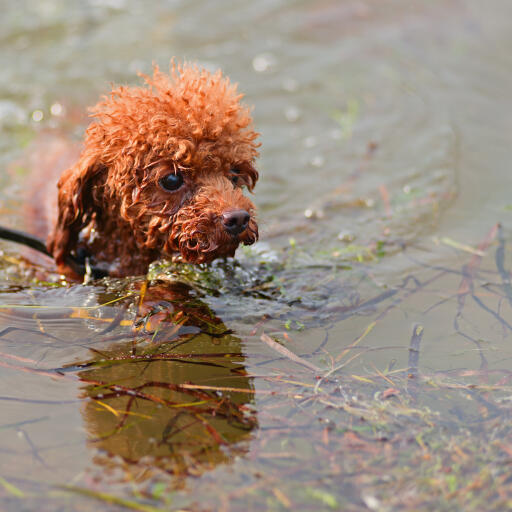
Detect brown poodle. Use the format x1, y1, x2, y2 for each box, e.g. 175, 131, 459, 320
41, 61, 260, 279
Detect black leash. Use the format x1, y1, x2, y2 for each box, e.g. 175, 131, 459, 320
0, 225, 108, 279
0, 226, 51, 256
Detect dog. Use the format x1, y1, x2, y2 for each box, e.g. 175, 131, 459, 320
35, 61, 259, 279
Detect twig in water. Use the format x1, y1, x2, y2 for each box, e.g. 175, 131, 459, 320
408, 324, 423, 379
496, 223, 512, 309
260, 333, 321, 373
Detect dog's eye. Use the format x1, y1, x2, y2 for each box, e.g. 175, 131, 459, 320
229, 168, 241, 186
159, 171, 184, 191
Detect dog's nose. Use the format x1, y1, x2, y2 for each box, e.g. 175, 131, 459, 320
221, 209, 250, 236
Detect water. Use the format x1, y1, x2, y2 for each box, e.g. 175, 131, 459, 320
1, 0, 512, 510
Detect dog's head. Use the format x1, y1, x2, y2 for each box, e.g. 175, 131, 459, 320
48, 62, 260, 270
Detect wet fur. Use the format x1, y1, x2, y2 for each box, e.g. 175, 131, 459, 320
46, 61, 260, 278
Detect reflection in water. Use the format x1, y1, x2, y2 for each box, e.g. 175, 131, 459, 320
78, 280, 257, 481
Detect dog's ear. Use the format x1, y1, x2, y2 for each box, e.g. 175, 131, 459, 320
47, 154, 103, 266
245, 165, 259, 192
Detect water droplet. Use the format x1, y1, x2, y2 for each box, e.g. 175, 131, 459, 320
50, 103, 63, 116
310, 155, 325, 168
252, 53, 276, 73
304, 208, 324, 220
32, 110, 44, 122
284, 106, 301, 122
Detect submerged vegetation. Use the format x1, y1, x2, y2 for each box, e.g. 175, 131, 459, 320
1, 220, 512, 510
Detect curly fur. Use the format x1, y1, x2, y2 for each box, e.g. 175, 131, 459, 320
46, 61, 260, 277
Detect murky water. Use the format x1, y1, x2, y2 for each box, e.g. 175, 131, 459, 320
1, 0, 512, 510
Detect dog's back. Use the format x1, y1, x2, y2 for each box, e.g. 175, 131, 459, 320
17, 133, 81, 273
24, 134, 80, 241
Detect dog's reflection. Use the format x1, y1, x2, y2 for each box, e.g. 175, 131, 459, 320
79, 279, 257, 479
